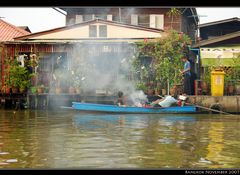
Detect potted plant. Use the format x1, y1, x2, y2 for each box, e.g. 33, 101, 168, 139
37, 84, 45, 94
201, 66, 212, 95
1, 85, 11, 94
44, 87, 50, 93
30, 86, 37, 94
19, 80, 31, 93
4, 58, 32, 93
133, 30, 191, 97
227, 80, 235, 95
68, 70, 76, 94
72, 69, 84, 94
53, 69, 63, 94
231, 55, 240, 95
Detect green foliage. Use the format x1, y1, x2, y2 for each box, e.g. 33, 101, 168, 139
205, 53, 240, 86
166, 8, 182, 29
202, 66, 213, 88
231, 53, 240, 81
224, 54, 240, 86
135, 82, 148, 92
70, 69, 83, 88
166, 8, 182, 17
132, 30, 192, 90
5, 59, 32, 89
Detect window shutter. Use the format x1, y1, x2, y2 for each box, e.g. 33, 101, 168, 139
155, 15, 164, 29
131, 14, 138, 25
150, 15, 156, 28
89, 25, 97, 37
99, 25, 107, 37
76, 15, 83, 24
107, 15, 112, 21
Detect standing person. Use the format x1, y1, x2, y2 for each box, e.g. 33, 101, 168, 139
180, 57, 191, 95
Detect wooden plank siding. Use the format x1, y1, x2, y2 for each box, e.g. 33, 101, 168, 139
64, 8, 197, 42
1, 44, 73, 86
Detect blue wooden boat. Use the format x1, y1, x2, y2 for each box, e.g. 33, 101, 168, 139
72, 102, 197, 114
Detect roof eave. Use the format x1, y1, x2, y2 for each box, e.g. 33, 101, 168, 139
14, 19, 164, 41
199, 17, 240, 28
192, 31, 240, 48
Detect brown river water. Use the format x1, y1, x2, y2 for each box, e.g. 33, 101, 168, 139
0, 109, 239, 168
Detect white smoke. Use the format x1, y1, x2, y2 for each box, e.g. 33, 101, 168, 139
46, 40, 148, 106
129, 90, 148, 107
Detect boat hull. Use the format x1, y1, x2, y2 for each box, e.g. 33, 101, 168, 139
72, 102, 197, 114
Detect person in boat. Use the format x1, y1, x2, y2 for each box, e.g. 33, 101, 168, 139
150, 93, 179, 108
149, 90, 188, 108
116, 91, 127, 107
146, 89, 161, 103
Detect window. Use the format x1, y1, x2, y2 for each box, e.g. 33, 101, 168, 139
107, 15, 112, 21
89, 25, 97, 37
131, 15, 138, 25
138, 15, 150, 27
94, 14, 107, 20
99, 25, 107, 37
121, 17, 129, 24
155, 15, 164, 29
75, 15, 83, 24
112, 15, 130, 23
112, 15, 120, 22
83, 15, 93, 21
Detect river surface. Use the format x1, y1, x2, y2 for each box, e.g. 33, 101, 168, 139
0, 109, 239, 168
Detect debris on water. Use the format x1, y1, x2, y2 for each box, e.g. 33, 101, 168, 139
81, 77, 85, 81
199, 157, 212, 164
0, 162, 9, 165
6, 159, 18, 163
121, 58, 126, 63
0, 152, 9, 155
53, 74, 56, 80
71, 71, 74, 75
141, 66, 145, 69
0, 143, 3, 145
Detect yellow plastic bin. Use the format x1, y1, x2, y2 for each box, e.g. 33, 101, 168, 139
211, 70, 225, 96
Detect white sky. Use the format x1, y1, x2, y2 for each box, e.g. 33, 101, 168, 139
0, 7, 239, 33
196, 7, 240, 24
0, 8, 66, 33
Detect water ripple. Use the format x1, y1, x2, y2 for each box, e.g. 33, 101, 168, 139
0, 110, 239, 168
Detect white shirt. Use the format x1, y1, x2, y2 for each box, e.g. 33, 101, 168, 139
158, 96, 177, 107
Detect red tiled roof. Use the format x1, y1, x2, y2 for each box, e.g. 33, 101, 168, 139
0, 19, 30, 41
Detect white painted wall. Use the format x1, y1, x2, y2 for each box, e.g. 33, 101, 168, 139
30, 22, 162, 39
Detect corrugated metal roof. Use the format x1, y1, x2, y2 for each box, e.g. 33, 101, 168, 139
199, 17, 240, 28
192, 31, 240, 48
17, 26, 31, 33
0, 19, 30, 41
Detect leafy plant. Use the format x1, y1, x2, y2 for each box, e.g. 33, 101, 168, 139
4, 58, 32, 89
135, 82, 148, 92
231, 53, 240, 81
167, 8, 182, 29
202, 66, 213, 86
71, 69, 83, 89
132, 30, 191, 90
